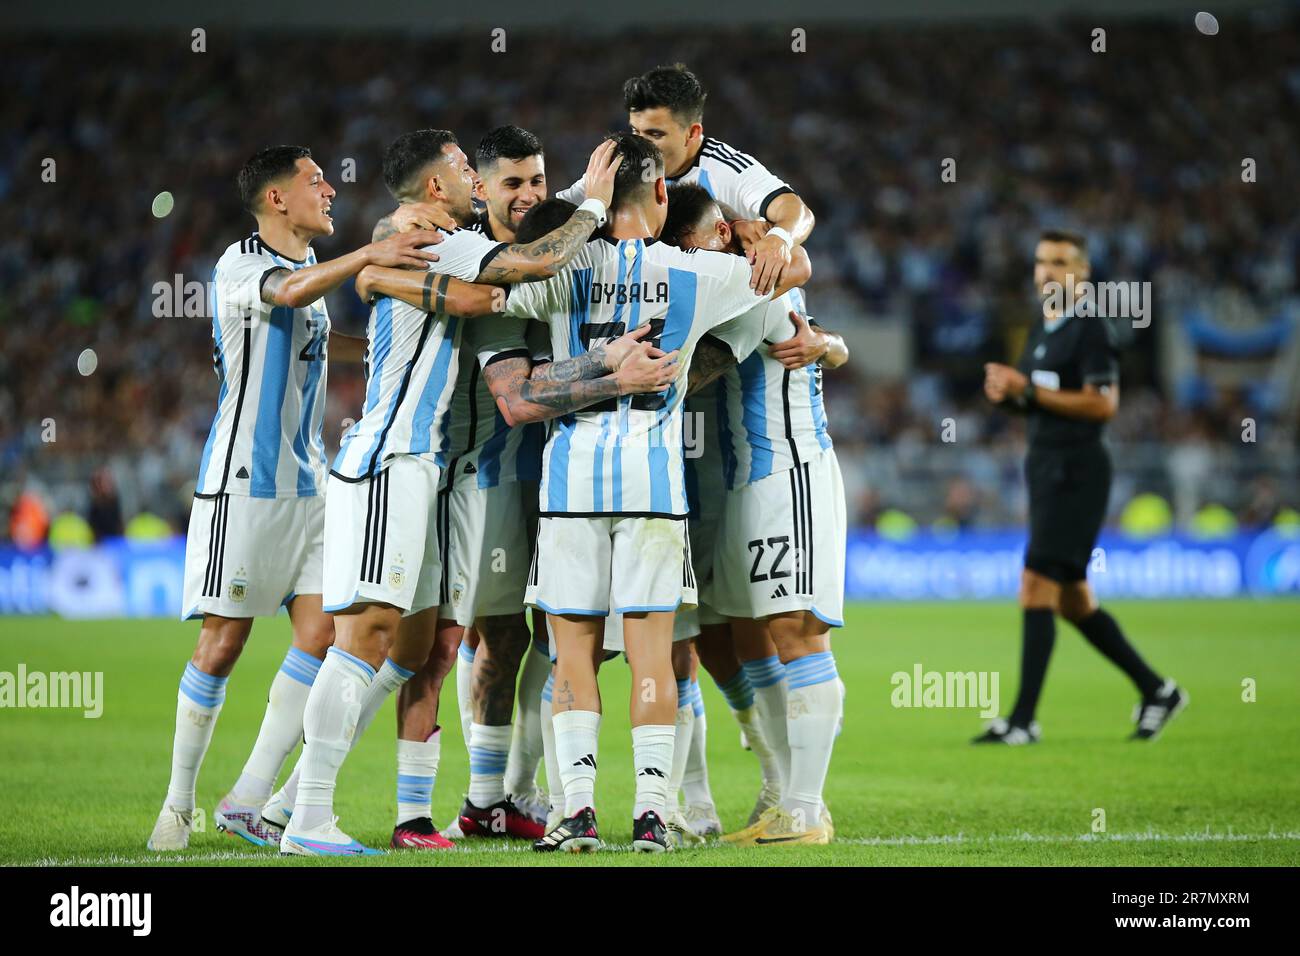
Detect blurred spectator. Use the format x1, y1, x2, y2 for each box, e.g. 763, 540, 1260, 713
1, 17, 1297, 540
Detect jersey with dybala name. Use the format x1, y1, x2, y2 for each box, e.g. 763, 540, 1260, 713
708, 292, 834, 489
195, 233, 331, 500
331, 226, 506, 481
504, 237, 773, 517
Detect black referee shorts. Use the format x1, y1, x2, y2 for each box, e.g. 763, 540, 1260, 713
1023, 441, 1112, 584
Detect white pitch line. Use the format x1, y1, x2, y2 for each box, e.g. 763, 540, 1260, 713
9, 830, 1298, 866
838, 830, 1300, 846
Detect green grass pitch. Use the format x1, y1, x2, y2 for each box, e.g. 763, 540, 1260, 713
1, 600, 1297, 866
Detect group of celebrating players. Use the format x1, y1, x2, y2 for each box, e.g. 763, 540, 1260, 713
147, 63, 849, 855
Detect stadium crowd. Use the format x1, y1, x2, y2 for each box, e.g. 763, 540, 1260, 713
2, 16, 1298, 545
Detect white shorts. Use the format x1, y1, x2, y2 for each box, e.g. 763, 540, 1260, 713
526, 515, 697, 617
323, 456, 442, 615
182, 493, 323, 620
436, 481, 535, 627
713, 449, 846, 626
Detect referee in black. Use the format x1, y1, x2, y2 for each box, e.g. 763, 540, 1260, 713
974, 230, 1185, 745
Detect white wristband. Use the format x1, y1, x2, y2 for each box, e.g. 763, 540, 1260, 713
577, 197, 607, 227
767, 226, 794, 248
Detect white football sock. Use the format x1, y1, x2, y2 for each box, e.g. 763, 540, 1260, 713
271, 656, 410, 812
294, 648, 374, 831
164, 663, 227, 810
468, 722, 512, 807
455, 640, 475, 751
631, 724, 676, 820
504, 640, 549, 796
540, 672, 562, 814
683, 682, 714, 808
782, 652, 842, 827
743, 656, 790, 787
396, 730, 441, 826
232, 646, 321, 804
666, 678, 694, 811
553, 709, 600, 816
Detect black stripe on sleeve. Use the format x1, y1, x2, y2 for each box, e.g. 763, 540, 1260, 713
478, 241, 510, 275
758, 186, 795, 221
483, 348, 531, 368
258, 267, 287, 294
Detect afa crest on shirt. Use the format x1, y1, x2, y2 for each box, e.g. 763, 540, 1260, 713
228, 571, 249, 603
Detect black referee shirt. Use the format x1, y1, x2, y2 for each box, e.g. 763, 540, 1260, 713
1016, 313, 1119, 447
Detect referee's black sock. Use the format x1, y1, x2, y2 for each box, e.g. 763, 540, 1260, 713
1073, 607, 1164, 699
1008, 608, 1055, 727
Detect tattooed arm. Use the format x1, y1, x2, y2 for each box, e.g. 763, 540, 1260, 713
484, 327, 678, 426
685, 335, 739, 396
474, 209, 601, 284
356, 267, 501, 318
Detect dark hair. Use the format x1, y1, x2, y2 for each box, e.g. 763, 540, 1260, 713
606, 131, 664, 210
623, 63, 707, 125
514, 198, 577, 243
237, 146, 311, 213
476, 125, 544, 171
382, 129, 458, 200
661, 183, 720, 247
1039, 228, 1088, 257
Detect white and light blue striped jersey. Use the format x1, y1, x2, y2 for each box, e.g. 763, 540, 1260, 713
504, 236, 773, 516
195, 233, 331, 499
709, 292, 833, 489
559, 137, 794, 223
331, 227, 505, 480
440, 315, 549, 490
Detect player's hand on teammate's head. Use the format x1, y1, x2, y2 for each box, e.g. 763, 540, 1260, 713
731, 218, 771, 255
613, 341, 679, 396
366, 229, 444, 269
582, 139, 624, 210
768, 310, 827, 369
747, 233, 791, 296
388, 202, 458, 234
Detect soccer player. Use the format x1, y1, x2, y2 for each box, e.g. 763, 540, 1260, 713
508, 133, 810, 853
394, 126, 556, 842
147, 145, 444, 851
277, 130, 666, 855
663, 183, 848, 846
625, 61, 823, 804
562, 62, 825, 837
975, 229, 1186, 745
559, 64, 814, 294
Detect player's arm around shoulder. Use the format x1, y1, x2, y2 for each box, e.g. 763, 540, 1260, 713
354, 265, 504, 319
768, 311, 848, 371
260, 230, 444, 309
